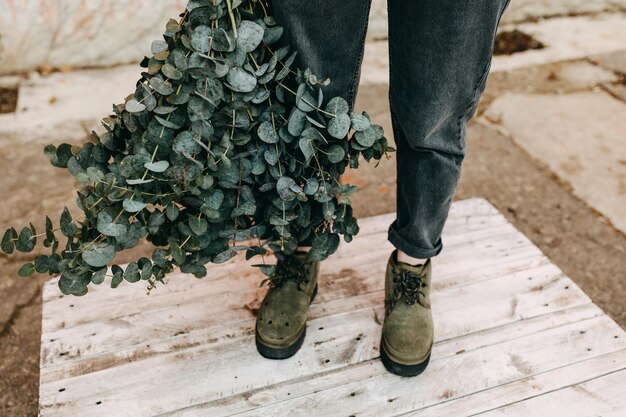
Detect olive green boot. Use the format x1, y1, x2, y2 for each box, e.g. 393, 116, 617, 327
255, 252, 320, 359
380, 250, 433, 377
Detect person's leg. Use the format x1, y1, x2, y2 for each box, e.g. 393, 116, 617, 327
269, 0, 373, 110
256, 0, 373, 360
380, 0, 512, 377
387, 0, 512, 259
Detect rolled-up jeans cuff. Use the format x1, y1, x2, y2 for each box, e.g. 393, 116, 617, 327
387, 224, 443, 259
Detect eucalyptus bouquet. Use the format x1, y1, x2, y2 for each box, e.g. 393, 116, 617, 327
1, 0, 392, 296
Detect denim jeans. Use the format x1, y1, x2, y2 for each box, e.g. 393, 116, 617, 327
270, 0, 512, 258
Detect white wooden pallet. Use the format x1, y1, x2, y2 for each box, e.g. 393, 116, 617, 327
38, 198, 626, 416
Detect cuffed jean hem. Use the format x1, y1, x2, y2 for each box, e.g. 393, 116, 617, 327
387, 222, 443, 259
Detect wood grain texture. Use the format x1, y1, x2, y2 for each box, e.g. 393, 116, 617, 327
38, 198, 626, 416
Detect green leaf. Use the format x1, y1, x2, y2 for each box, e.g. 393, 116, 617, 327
166, 205, 180, 221
161, 63, 183, 80
149, 76, 175, 95
350, 112, 371, 131
155, 116, 182, 129
60, 208, 77, 237
325, 96, 349, 115
125, 99, 146, 113
214, 249, 237, 264
126, 178, 155, 185
18, 263, 35, 277
169, 237, 187, 265
263, 26, 283, 44
33, 255, 48, 274
58, 271, 90, 296
226, 68, 257, 93
327, 113, 351, 139
257, 121, 279, 144
144, 161, 170, 173
91, 268, 107, 285
264, 147, 279, 166
276, 176, 298, 201
232, 201, 256, 217
189, 216, 208, 235
16, 226, 35, 253
123, 199, 148, 213
304, 178, 319, 195
237, 20, 264, 52
82, 242, 116, 268
299, 137, 314, 164
191, 25, 212, 53
287, 108, 307, 136
327, 145, 346, 163
151, 40, 169, 60
124, 262, 141, 283
1, 228, 16, 254
354, 126, 377, 147
111, 265, 124, 288
213, 27, 235, 52
296, 84, 316, 112
173, 131, 201, 156
97, 212, 128, 237
204, 189, 224, 210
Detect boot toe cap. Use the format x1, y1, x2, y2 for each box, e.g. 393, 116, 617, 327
382, 315, 433, 364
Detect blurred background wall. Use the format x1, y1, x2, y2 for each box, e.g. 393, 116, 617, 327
1, 0, 625, 76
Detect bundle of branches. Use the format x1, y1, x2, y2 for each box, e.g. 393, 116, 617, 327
1, 0, 393, 296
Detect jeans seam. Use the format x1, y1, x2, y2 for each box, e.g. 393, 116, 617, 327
347, 0, 373, 110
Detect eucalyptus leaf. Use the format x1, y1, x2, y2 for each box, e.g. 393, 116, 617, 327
325, 96, 350, 115
123, 199, 148, 213
144, 161, 170, 173
82, 243, 116, 268
97, 212, 128, 237
126, 99, 146, 113
257, 121, 280, 144
0, 2, 391, 295
327, 145, 346, 163
226, 67, 257, 93
328, 114, 351, 139
237, 20, 264, 52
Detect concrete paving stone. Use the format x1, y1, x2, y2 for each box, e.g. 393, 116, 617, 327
0, 65, 140, 140
601, 81, 626, 102
482, 91, 626, 234
492, 13, 626, 72
361, 13, 626, 85
477, 60, 619, 117
588, 50, 626, 75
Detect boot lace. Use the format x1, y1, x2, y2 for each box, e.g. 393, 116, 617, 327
268, 255, 311, 291
385, 269, 427, 317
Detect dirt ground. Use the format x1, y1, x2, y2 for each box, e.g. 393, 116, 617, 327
0, 87, 18, 114
2, 64, 626, 417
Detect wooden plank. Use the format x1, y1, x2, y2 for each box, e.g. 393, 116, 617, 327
39, 203, 517, 331
189, 316, 625, 417
38, 198, 626, 416
155, 304, 608, 416
38, 275, 605, 416
39, 259, 584, 382
474, 366, 626, 417
40, 313, 622, 417
39, 198, 509, 317
40, 218, 546, 368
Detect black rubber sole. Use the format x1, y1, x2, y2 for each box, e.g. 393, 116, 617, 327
255, 284, 318, 360
379, 339, 431, 377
